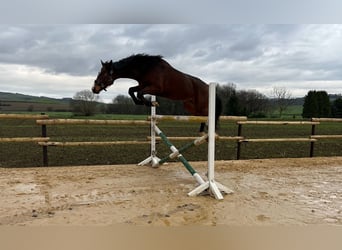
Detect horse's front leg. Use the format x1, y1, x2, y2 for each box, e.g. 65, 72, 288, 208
134, 85, 160, 107
137, 90, 156, 107
128, 86, 144, 105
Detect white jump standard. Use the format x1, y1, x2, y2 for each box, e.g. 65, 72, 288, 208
138, 95, 161, 167
188, 83, 233, 199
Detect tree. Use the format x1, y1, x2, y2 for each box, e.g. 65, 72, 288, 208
317, 91, 331, 117
302, 90, 331, 118
272, 86, 292, 118
216, 83, 269, 117
331, 98, 342, 118
109, 95, 136, 114
113, 95, 134, 105
225, 91, 240, 115
106, 95, 149, 115
71, 90, 99, 116
217, 83, 239, 115
302, 91, 317, 118
217, 83, 237, 101
237, 89, 269, 117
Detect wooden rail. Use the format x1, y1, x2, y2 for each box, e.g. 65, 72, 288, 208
0, 137, 50, 142
0, 114, 49, 119
147, 136, 244, 141
312, 118, 342, 122
36, 119, 150, 125
38, 141, 150, 147
310, 135, 342, 139
237, 121, 320, 125
148, 115, 247, 122
239, 138, 317, 143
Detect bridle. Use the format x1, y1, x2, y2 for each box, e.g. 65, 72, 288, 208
95, 65, 115, 92
99, 82, 108, 92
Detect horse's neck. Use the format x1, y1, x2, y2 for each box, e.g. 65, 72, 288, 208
118, 72, 139, 81
114, 66, 139, 81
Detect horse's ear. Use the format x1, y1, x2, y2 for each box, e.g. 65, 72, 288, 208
101, 60, 105, 66
109, 60, 113, 65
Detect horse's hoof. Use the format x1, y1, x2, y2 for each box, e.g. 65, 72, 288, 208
151, 101, 159, 107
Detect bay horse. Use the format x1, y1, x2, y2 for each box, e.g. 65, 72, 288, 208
92, 54, 222, 132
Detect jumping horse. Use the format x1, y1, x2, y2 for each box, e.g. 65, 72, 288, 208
92, 54, 222, 132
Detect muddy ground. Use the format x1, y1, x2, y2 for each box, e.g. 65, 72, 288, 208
0, 157, 341, 226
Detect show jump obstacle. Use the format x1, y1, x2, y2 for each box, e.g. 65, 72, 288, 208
139, 83, 233, 200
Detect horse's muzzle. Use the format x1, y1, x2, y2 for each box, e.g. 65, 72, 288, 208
92, 86, 100, 94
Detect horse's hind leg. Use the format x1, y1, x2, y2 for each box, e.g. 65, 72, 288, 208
199, 122, 206, 134
183, 100, 206, 134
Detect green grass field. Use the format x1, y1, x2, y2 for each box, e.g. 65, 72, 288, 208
269, 105, 303, 119
0, 112, 341, 167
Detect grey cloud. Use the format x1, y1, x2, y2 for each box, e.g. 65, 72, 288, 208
0, 24, 342, 99
0, 25, 112, 75
0, 24, 289, 78
2, 1, 342, 24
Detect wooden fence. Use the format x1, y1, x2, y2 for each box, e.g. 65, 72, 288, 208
35, 118, 151, 166
1, 114, 342, 166
236, 118, 342, 159
0, 114, 49, 143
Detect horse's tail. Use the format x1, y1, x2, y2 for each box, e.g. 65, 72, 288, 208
215, 95, 222, 129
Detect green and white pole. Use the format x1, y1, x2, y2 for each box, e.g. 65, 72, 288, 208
153, 125, 205, 185
158, 134, 208, 165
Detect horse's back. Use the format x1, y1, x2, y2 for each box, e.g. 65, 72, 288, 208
142, 58, 210, 116
160, 60, 208, 97
165, 61, 209, 115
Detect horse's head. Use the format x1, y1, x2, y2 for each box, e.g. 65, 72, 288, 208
92, 60, 116, 94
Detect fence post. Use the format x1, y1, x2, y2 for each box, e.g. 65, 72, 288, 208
236, 123, 242, 160
310, 123, 316, 157
41, 113, 48, 166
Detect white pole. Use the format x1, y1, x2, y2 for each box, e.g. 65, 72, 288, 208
207, 83, 216, 182
150, 95, 157, 159
138, 95, 160, 167
188, 82, 233, 199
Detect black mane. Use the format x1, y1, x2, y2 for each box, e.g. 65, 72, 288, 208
113, 54, 163, 76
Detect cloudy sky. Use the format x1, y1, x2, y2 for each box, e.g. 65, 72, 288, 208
1, 24, 342, 103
